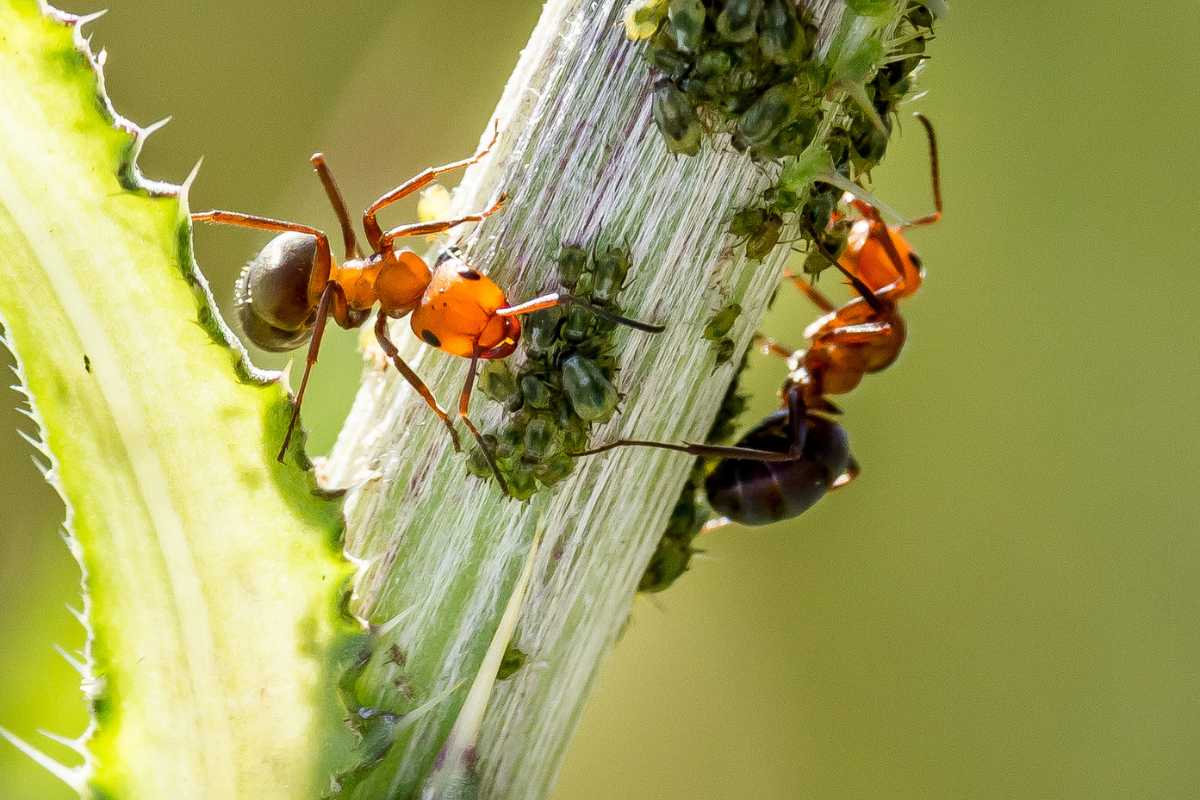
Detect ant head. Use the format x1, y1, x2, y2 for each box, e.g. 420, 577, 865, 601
235, 232, 319, 351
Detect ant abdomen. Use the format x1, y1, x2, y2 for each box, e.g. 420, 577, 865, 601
705, 410, 851, 525
235, 231, 318, 351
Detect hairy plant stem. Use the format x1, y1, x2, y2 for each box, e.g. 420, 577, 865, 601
323, 1, 900, 797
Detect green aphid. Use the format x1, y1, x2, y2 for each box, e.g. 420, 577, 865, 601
640, 539, 696, 593
623, 0, 668, 40
651, 79, 702, 157
735, 82, 807, 151
646, 28, 693, 79
562, 304, 595, 343
713, 337, 736, 369
557, 244, 589, 290
507, 463, 538, 501
745, 211, 783, 260
715, 0, 763, 43
496, 644, 527, 680
592, 244, 631, 305
523, 413, 563, 461
573, 269, 595, 300
704, 303, 742, 341
849, 112, 890, 171
730, 207, 765, 238
695, 49, 732, 80
667, 0, 706, 52
755, 116, 819, 160
562, 354, 619, 421
496, 416, 527, 460
479, 360, 521, 409
466, 435, 499, 479
519, 373, 554, 410
759, 0, 812, 66
525, 307, 564, 357
533, 453, 575, 487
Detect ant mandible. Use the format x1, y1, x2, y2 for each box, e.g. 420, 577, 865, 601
577, 114, 942, 526
192, 125, 664, 494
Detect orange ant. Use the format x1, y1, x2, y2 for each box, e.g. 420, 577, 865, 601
192, 126, 664, 493
577, 114, 941, 525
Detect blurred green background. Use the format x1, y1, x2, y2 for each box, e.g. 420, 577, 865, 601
3, 2, 1199, 798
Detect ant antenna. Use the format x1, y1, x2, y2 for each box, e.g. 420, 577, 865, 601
907, 114, 942, 227
311, 153, 362, 259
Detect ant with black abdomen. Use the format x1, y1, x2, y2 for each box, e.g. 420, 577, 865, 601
576, 113, 942, 526
192, 125, 664, 494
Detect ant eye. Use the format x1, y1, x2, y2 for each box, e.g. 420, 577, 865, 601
234, 232, 318, 351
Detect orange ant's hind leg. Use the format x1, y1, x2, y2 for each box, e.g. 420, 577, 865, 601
380, 193, 507, 248
373, 312, 462, 452
277, 282, 341, 462
191, 209, 334, 299
362, 121, 500, 249
459, 347, 511, 496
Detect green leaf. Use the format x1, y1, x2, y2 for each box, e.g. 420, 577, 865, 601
0, 4, 358, 798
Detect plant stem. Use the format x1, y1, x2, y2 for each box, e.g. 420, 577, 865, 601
322, 2, 902, 797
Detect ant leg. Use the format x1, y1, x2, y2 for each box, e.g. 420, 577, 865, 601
380, 193, 506, 248
363, 121, 500, 249
191, 210, 334, 296
752, 334, 796, 360
373, 312, 462, 452
458, 347, 511, 496
496, 293, 665, 334
781, 270, 836, 312
310, 153, 362, 259
572, 438, 796, 462
277, 282, 340, 462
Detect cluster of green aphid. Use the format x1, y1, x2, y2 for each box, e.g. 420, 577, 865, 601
466, 242, 638, 499
639, 353, 750, 592
626, 0, 824, 160
728, 2, 937, 272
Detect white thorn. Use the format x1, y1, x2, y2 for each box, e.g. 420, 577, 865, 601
15, 427, 45, 452
182, 157, 204, 196
74, 9, 109, 28
38, 729, 88, 758
96, 47, 107, 67
142, 116, 171, 141
0, 726, 84, 792
66, 604, 88, 628
53, 644, 87, 676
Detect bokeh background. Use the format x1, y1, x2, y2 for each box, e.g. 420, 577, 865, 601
4, 2, 1199, 798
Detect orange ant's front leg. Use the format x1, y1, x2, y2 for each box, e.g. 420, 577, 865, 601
781, 270, 836, 313
752, 333, 796, 360
373, 312, 462, 452
277, 281, 343, 462
458, 346, 511, 496
362, 121, 500, 250
379, 194, 507, 249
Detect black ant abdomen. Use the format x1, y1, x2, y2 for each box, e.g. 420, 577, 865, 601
234, 231, 319, 352
705, 410, 852, 526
